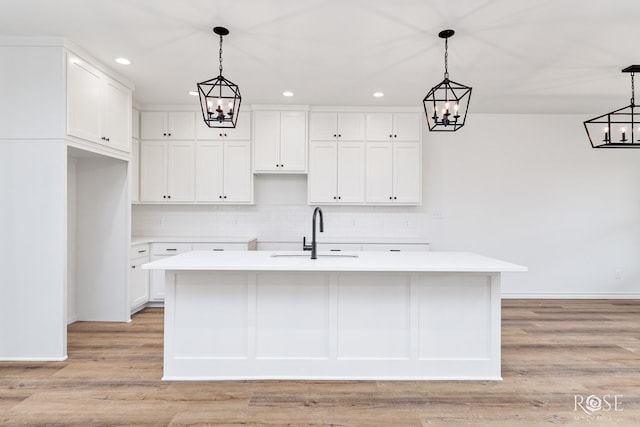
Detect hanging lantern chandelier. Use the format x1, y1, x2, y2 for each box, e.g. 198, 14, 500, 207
423, 29, 472, 132
584, 66, 640, 148
197, 26, 242, 128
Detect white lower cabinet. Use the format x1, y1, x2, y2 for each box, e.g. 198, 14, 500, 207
308, 141, 365, 204
130, 244, 150, 313
316, 242, 430, 252
148, 240, 256, 302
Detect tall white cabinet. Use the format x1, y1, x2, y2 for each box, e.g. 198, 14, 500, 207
365, 113, 422, 205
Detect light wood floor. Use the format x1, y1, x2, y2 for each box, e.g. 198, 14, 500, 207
1, 300, 639, 426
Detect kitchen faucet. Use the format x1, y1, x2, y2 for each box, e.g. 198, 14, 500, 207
302, 207, 324, 259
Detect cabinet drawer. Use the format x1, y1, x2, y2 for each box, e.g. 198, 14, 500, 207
192, 242, 249, 251
150, 242, 192, 255
316, 243, 362, 252
131, 243, 150, 259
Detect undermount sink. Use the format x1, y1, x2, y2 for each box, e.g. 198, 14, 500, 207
270, 252, 359, 259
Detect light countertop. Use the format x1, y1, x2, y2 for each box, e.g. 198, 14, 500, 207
143, 250, 527, 273
131, 236, 257, 245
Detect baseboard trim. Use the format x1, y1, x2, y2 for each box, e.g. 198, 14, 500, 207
502, 292, 640, 299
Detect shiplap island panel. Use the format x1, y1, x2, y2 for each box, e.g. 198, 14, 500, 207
144, 251, 526, 381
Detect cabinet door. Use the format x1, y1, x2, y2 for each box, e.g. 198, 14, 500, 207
223, 141, 252, 203
309, 113, 337, 141
365, 113, 393, 141
252, 110, 281, 172
132, 108, 140, 139
131, 139, 140, 202
167, 141, 195, 201
140, 141, 167, 202
195, 141, 224, 201
308, 141, 338, 203
167, 112, 195, 139
101, 78, 131, 151
393, 113, 421, 141
130, 257, 149, 310
337, 113, 365, 141
280, 111, 307, 172
140, 111, 167, 139
393, 142, 421, 204
67, 56, 101, 143
223, 111, 251, 140
336, 141, 365, 203
365, 142, 394, 203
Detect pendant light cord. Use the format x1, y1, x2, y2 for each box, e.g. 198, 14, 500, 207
631, 72, 635, 106
218, 34, 224, 76
444, 38, 449, 80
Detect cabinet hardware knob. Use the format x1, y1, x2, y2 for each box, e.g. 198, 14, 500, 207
219, 133, 223, 137
224, 133, 227, 137
338, 196, 341, 200
389, 196, 393, 200
167, 195, 171, 199
393, 196, 397, 200
168, 133, 172, 136
333, 134, 337, 138
223, 196, 227, 199
219, 195, 223, 199
163, 195, 166, 199
338, 134, 342, 138
280, 164, 284, 167
163, 133, 167, 136
389, 134, 392, 138
131, 265, 136, 268
333, 196, 337, 200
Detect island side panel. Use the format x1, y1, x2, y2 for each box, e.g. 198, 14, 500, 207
163, 270, 502, 380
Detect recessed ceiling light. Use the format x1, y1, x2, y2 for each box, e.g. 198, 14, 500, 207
188, 91, 198, 96
283, 91, 294, 97
373, 92, 384, 98
115, 57, 131, 65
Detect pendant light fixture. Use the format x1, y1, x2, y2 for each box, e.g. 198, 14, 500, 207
197, 26, 242, 128
584, 66, 640, 148
423, 29, 472, 132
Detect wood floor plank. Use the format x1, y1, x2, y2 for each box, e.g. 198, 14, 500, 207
1, 300, 639, 426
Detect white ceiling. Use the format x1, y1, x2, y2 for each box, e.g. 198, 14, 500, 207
1, 0, 638, 114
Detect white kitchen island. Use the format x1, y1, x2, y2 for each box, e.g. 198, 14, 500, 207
144, 250, 526, 381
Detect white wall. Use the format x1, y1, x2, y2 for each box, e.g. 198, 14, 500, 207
133, 113, 640, 298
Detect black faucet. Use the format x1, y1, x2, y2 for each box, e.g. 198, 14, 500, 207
302, 207, 324, 259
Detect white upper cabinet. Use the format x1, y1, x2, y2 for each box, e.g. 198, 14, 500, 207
132, 107, 140, 140
67, 53, 132, 152
307, 140, 365, 204
195, 140, 252, 203
140, 111, 195, 140
366, 141, 421, 204
253, 110, 307, 173
196, 111, 251, 141
309, 112, 365, 141
365, 112, 421, 141
139, 140, 195, 202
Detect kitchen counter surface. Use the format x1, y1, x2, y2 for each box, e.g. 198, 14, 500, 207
131, 236, 257, 245
144, 250, 526, 273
